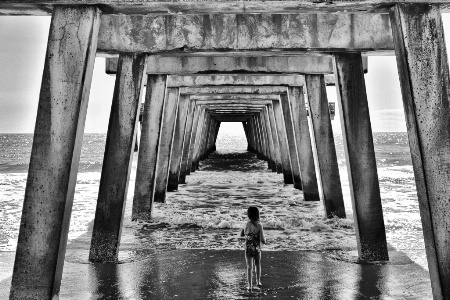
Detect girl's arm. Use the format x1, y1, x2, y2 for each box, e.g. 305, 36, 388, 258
240, 223, 246, 237
259, 223, 266, 244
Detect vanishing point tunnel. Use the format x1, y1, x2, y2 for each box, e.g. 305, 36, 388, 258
1, 1, 450, 299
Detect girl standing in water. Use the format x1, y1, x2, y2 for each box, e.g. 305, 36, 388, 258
241, 206, 266, 291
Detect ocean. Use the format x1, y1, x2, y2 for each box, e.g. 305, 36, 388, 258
0, 132, 426, 270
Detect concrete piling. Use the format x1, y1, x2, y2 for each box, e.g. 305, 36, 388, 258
89, 54, 147, 262
167, 94, 190, 192
132, 75, 168, 220
154, 88, 180, 203
390, 4, 450, 298
305, 75, 346, 217
288, 87, 320, 201
10, 6, 101, 299
272, 100, 294, 184
280, 93, 303, 189
334, 53, 388, 262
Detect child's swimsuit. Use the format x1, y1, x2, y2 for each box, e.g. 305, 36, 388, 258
244, 221, 261, 257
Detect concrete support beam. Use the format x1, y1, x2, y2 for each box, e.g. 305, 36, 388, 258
132, 75, 167, 220
3, 1, 450, 16
288, 87, 320, 201
107, 56, 336, 75
273, 100, 294, 184
334, 52, 388, 262
280, 94, 302, 189
390, 4, 450, 298
97, 14, 393, 54
180, 86, 287, 95
305, 75, 345, 217
10, 6, 100, 299
262, 106, 277, 171
167, 95, 190, 191
154, 88, 180, 202
89, 54, 147, 262
187, 106, 203, 174
191, 95, 279, 101
267, 103, 283, 173
179, 102, 196, 184
168, 74, 304, 87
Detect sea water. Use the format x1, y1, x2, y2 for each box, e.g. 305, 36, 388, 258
0, 132, 426, 269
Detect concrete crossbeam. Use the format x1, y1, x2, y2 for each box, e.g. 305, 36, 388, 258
180, 86, 287, 95
2, 1, 450, 16
97, 14, 393, 54
107, 56, 341, 75
167, 75, 304, 87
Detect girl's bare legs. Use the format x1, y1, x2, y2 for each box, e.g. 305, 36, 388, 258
245, 254, 254, 290
254, 252, 262, 286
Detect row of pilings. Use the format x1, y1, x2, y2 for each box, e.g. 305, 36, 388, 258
2, 3, 450, 300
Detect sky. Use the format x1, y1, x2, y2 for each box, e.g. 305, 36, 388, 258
0, 15, 449, 134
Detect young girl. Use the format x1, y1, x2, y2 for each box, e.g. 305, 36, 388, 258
240, 206, 266, 291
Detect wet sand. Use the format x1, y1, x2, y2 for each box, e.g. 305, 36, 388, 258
0, 249, 432, 299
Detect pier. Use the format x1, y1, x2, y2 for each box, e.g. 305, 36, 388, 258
1, 1, 450, 299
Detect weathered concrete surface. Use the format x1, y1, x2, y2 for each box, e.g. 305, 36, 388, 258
191, 95, 280, 101
2, 0, 450, 16
288, 87, 320, 201
267, 103, 283, 173
273, 100, 294, 184
180, 86, 288, 95
89, 54, 147, 263
132, 75, 167, 220
167, 75, 304, 87
9, 6, 101, 300
262, 107, 277, 171
280, 94, 302, 189
305, 75, 346, 218
154, 88, 180, 203
187, 106, 204, 173
390, 4, 450, 299
167, 95, 190, 192
107, 56, 336, 74
0, 249, 433, 300
179, 103, 196, 184
334, 53, 388, 262
97, 14, 393, 54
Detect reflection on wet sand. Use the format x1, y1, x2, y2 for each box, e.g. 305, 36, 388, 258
58, 250, 431, 299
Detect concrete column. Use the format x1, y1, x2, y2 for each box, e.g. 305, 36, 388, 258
250, 117, 259, 155
167, 95, 190, 191
132, 75, 168, 220
154, 88, 180, 203
267, 104, 283, 173
89, 54, 147, 262
280, 93, 303, 189
200, 114, 213, 160
273, 100, 294, 184
190, 106, 205, 172
288, 87, 320, 201
263, 106, 277, 171
334, 53, 388, 261
192, 109, 208, 169
390, 4, 450, 298
10, 7, 100, 299
179, 102, 196, 184
187, 105, 203, 173
256, 114, 268, 160
305, 75, 346, 217
242, 122, 251, 151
